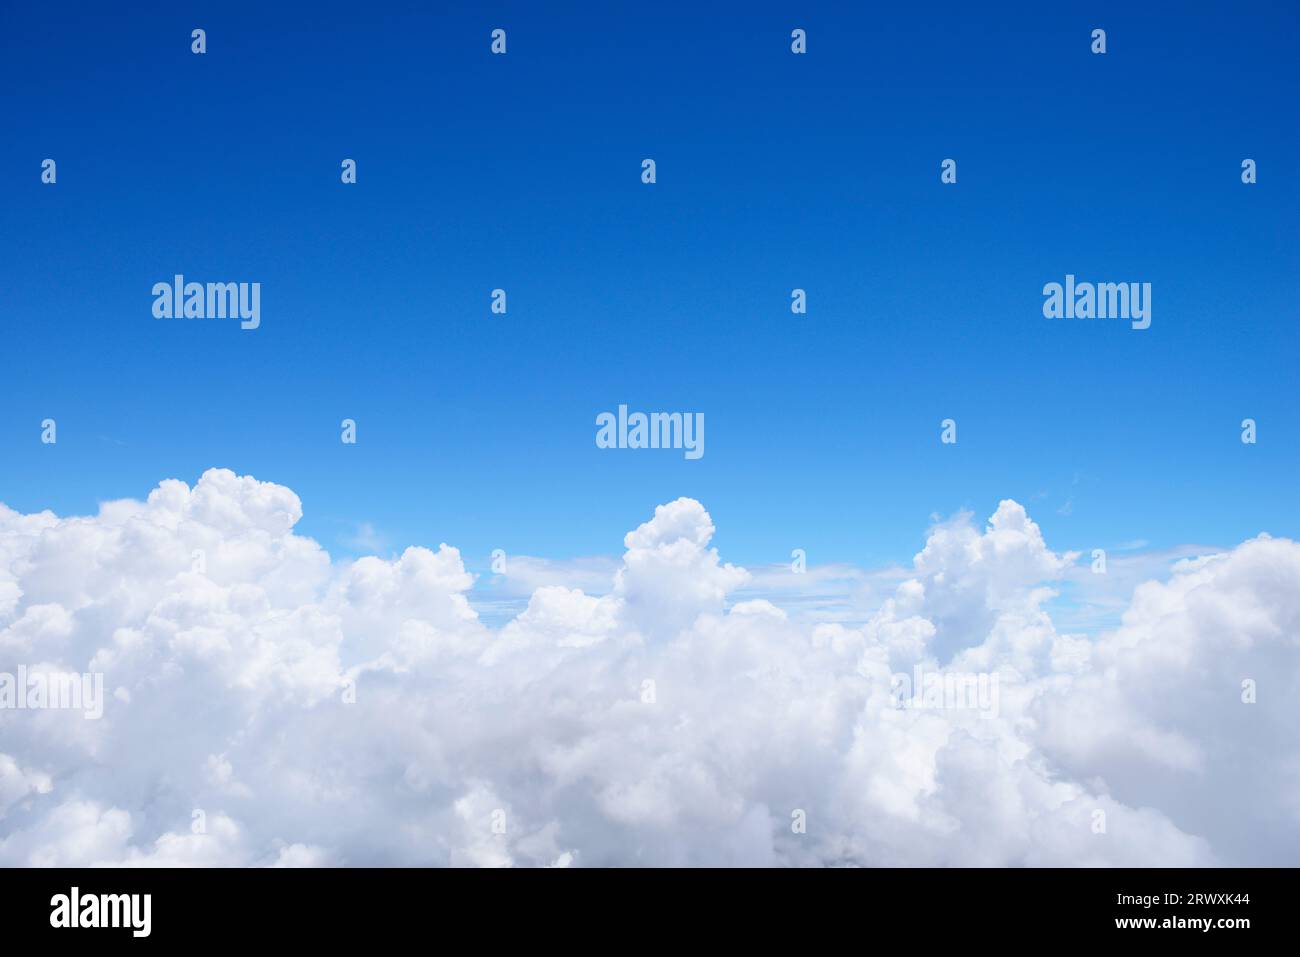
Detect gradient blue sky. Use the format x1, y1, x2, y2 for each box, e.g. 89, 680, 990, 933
2, 1, 1296, 572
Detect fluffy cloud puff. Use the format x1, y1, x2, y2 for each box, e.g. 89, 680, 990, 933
0, 470, 1294, 866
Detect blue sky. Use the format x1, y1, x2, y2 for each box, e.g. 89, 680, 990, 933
2, 0, 1296, 574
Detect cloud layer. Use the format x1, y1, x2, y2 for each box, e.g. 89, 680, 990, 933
1, 469, 1296, 866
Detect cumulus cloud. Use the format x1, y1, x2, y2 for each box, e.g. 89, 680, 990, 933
0, 469, 1294, 866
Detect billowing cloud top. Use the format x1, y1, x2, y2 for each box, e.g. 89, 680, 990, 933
0, 469, 1295, 866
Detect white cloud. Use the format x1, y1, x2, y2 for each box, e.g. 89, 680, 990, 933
0, 469, 1294, 866
0, 754, 52, 819
342, 522, 388, 555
